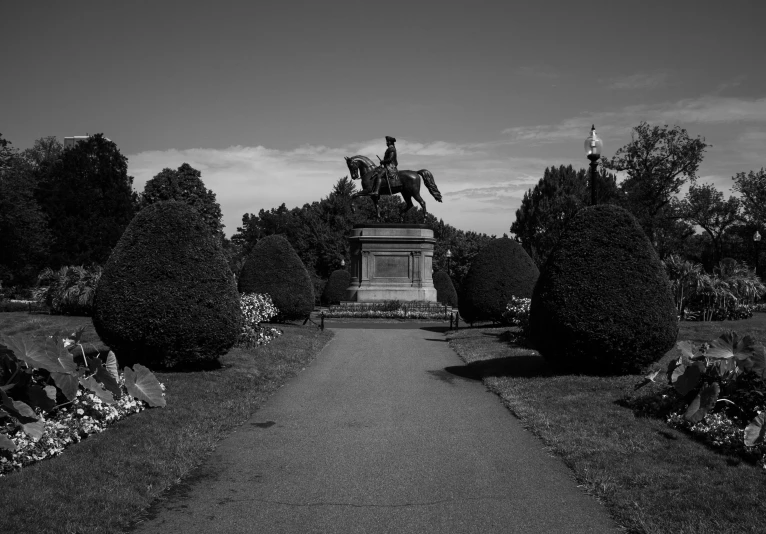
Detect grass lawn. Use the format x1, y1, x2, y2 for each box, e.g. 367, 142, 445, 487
0, 312, 333, 534
447, 313, 766, 534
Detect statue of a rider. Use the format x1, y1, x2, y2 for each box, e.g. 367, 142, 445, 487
371, 136, 398, 199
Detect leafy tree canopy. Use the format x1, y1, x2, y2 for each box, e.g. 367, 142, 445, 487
35, 134, 138, 268
673, 183, 740, 263
732, 168, 766, 230
140, 163, 224, 238
511, 164, 619, 267
0, 135, 53, 285
603, 122, 708, 244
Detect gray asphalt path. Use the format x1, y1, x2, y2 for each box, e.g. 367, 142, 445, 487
132, 325, 618, 534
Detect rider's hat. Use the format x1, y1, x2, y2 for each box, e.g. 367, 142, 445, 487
385, 136, 396, 143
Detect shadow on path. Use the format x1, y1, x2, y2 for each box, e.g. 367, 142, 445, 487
444, 355, 553, 381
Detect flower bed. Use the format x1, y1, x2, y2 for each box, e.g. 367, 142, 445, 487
324, 300, 451, 320
238, 293, 282, 347
1, 328, 166, 476
633, 331, 766, 468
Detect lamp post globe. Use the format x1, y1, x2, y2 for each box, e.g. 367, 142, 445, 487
445, 248, 452, 276
584, 125, 603, 206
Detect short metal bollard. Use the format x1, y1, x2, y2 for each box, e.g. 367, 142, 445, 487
321, 312, 325, 331
455, 313, 459, 330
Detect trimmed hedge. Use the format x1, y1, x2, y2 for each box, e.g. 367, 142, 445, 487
238, 235, 315, 321
529, 204, 678, 375
458, 237, 539, 323
321, 269, 351, 305
93, 201, 241, 369
433, 271, 458, 307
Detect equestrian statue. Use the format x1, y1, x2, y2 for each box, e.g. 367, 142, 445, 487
344, 136, 442, 222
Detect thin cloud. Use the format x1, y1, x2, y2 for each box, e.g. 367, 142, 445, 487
502, 96, 766, 143
604, 72, 669, 90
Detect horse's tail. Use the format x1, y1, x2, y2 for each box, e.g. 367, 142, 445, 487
418, 169, 442, 202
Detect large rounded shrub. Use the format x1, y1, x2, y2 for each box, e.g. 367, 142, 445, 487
93, 201, 240, 369
238, 235, 314, 321
321, 269, 351, 305
433, 271, 458, 307
529, 204, 678, 375
458, 237, 539, 323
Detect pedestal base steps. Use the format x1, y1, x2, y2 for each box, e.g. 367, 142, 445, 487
345, 224, 437, 303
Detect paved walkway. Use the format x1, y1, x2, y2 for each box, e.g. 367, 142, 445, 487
132, 324, 617, 534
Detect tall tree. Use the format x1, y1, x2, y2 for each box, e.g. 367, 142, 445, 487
603, 122, 708, 246
732, 168, 766, 230
140, 163, 224, 238
674, 183, 740, 263
510, 164, 619, 267
0, 134, 53, 285
35, 134, 138, 267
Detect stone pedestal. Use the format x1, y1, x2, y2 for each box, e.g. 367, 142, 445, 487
345, 224, 437, 302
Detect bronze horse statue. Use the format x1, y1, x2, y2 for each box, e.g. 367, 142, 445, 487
344, 155, 442, 221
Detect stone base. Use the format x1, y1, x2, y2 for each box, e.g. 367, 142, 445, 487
345, 224, 437, 303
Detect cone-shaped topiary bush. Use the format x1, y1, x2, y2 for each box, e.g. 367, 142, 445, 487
93, 201, 241, 369
458, 237, 539, 323
529, 204, 678, 375
238, 235, 315, 321
321, 269, 351, 305
433, 271, 458, 307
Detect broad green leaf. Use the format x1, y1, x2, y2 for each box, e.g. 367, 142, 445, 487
676, 340, 696, 363
105, 352, 119, 382
0, 333, 76, 374
51, 372, 79, 401
706, 331, 764, 363
85, 356, 121, 399
124, 365, 166, 408
685, 382, 720, 423
0, 433, 15, 451
1, 334, 63, 373
0, 389, 37, 422
674, 363, 702, 396
26, 385, 57, 413
21, 419, 44, 441
79, 376, 115, 405
745, 412, 766, 447
741, 345, 766, 378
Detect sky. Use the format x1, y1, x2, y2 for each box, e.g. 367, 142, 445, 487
2, 1, 765, 238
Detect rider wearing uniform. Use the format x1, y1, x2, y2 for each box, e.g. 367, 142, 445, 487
372, 136, 398, 199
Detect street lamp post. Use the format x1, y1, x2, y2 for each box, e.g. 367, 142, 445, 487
584, 125, 603, 206
445, 249, 452, 276
755, 231, 762, 277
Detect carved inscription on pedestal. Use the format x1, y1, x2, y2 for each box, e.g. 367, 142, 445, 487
375, 255, 409, 278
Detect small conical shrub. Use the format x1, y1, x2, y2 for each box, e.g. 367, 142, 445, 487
529, 204, 678, 375
433, 271, 458, 307
238, 235, 314, 321
322, 269, 351, 305
458, 237, 539, 323
93, 201, 240, 369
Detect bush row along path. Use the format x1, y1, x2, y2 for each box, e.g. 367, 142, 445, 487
131, 323, 617, 534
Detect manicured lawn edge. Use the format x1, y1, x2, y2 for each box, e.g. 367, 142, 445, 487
0, 315, 333, 534
447, 321, 766, 534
